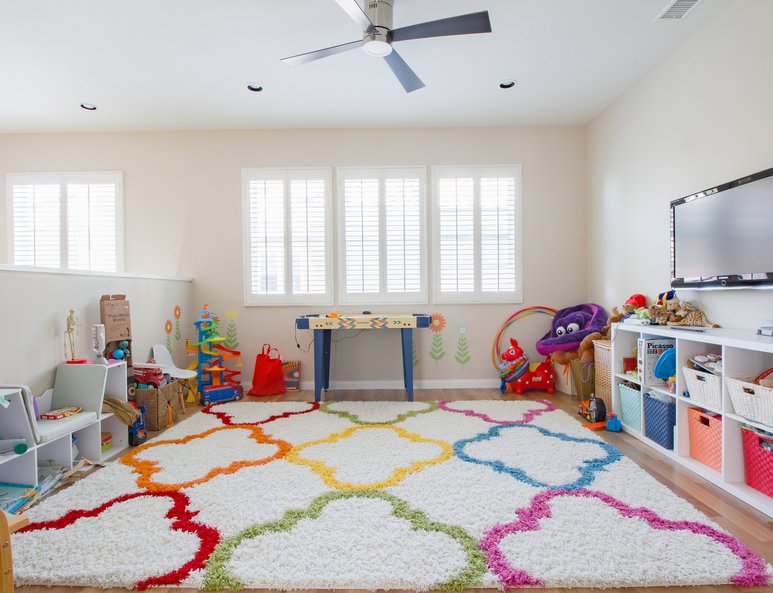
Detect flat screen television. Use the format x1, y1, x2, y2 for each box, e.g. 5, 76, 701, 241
671, 166, 773, 289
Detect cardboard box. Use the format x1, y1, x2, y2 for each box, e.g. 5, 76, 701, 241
282, 361, 301, 391
100, 294, 133, 366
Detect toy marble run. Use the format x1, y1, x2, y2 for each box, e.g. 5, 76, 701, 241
191, 304, 243, 406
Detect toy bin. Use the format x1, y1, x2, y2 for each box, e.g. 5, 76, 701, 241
593, 340, 612, 411
682, 367, 722, 408
741, 428, 773, 498
726, 376, 773, 426
643, 392, 676, 450
687, 408, 722, 472
618, 383, 642, 432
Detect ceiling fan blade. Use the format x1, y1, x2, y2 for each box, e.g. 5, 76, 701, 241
383, 50, 425, 93
281, 39, 364, 65
391, 11, 491, 42
333, 0, 373, 30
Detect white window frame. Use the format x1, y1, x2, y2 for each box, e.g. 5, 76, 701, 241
431, 165, 522, 304
6, 171, 125, 273
337, 166, 428, 305
242, 167, 333, 306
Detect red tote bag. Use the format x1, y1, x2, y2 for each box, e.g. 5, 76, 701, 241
248, 344, 287, 396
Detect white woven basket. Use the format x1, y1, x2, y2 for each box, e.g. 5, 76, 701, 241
682, 366, 722, 408
726, 376, 773, 426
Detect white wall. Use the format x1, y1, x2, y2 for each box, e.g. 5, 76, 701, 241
0, 268, 193, 394
587, 0, 773, 330
0, 127, 587, 387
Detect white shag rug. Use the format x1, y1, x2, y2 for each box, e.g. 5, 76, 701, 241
12, 399, 771, 590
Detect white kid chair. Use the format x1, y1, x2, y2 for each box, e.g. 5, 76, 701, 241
151, 345, 198, 403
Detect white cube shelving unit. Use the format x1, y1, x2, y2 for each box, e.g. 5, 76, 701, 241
0, 362, 129, 488
612, 323, 773, 517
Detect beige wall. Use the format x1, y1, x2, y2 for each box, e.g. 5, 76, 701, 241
0, 268, 193, 394
587, 0, 773, 330
0, 127, 587, 387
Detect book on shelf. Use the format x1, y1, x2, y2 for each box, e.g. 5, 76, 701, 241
0, 481, 41, 514
637, 337, 675, 387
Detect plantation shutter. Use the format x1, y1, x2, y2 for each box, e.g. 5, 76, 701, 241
290, 178, 327, 294
480, 176, 517, 292
437, 177, 475, 293
67, 182, 119, 272
243, 168, 332, 305
343, 177, 381, 294
11, 183, 61, 268
9, 172, 123, 272
385, 177, 422, 294
338, 167, 427, 304
432, 166, 522, 303
247, 178, 285, 295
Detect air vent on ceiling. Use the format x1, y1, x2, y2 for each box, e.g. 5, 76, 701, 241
656, 0, 702, 20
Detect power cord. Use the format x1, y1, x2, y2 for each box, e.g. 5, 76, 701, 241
295, 327, 364, 352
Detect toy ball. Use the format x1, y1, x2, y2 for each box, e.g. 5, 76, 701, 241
123, 349, 131, 358
119, 340, 129, 349
112, 349, 125, 360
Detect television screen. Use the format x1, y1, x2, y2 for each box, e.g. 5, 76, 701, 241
671, 167, 773, 288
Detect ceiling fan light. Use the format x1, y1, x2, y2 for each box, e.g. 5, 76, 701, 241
362, 39, 393, 57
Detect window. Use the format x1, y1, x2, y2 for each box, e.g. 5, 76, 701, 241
7, 172, 123, 272
243, 168, 332, 305
337, 167, 427, 304
432, 166, 522, 303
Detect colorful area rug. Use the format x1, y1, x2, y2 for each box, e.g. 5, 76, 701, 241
13, 400, 771, 590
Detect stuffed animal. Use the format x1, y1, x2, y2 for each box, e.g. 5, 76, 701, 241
499, 338, 555, 394
536, 304, 607, 365
668, 301, 719, 327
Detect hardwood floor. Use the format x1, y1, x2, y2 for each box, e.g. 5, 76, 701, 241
18, 388, 772, 593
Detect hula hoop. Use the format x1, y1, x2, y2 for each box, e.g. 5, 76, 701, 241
492, 306, 557, 369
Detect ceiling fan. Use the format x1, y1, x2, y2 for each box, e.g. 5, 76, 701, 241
281, 0, 492, 93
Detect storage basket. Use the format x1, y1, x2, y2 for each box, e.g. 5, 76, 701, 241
726, 376, 773, 426
643, 392, 676, 450
682, 367, 722, 408
593, 340, 612, 411
741, 428, 773, 498
618, 383, 642, 432
132, 381, 184, 431
688, 408, 722, 472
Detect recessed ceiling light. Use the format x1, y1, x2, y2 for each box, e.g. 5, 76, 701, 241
80, 103, 97, 110
499, 79, 518, 89
247, 83, 264, 92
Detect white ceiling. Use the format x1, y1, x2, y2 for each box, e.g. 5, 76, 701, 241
0, 0, 732, 133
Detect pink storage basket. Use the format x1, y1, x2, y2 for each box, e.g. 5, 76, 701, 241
742, 428, 773, 498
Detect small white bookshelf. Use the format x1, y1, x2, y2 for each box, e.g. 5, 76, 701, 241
0, 362, 129, 491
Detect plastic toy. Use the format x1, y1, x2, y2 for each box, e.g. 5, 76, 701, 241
192, 304, 244, 406
128, 403, 147, 446
606, 413, 622, 432
491, 306, 557, 370
499, 338, 556, 394
654, 348, 676, 381
63, 309, 87, 364
92, 324, 107, 365
0, 439, 28, 455
133, 365, 168, 389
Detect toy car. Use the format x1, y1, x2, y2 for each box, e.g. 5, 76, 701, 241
133, 364, 169, 389
200, 383, 243, 407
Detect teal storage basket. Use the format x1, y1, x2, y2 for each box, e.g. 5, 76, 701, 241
619, 383, 642, 432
